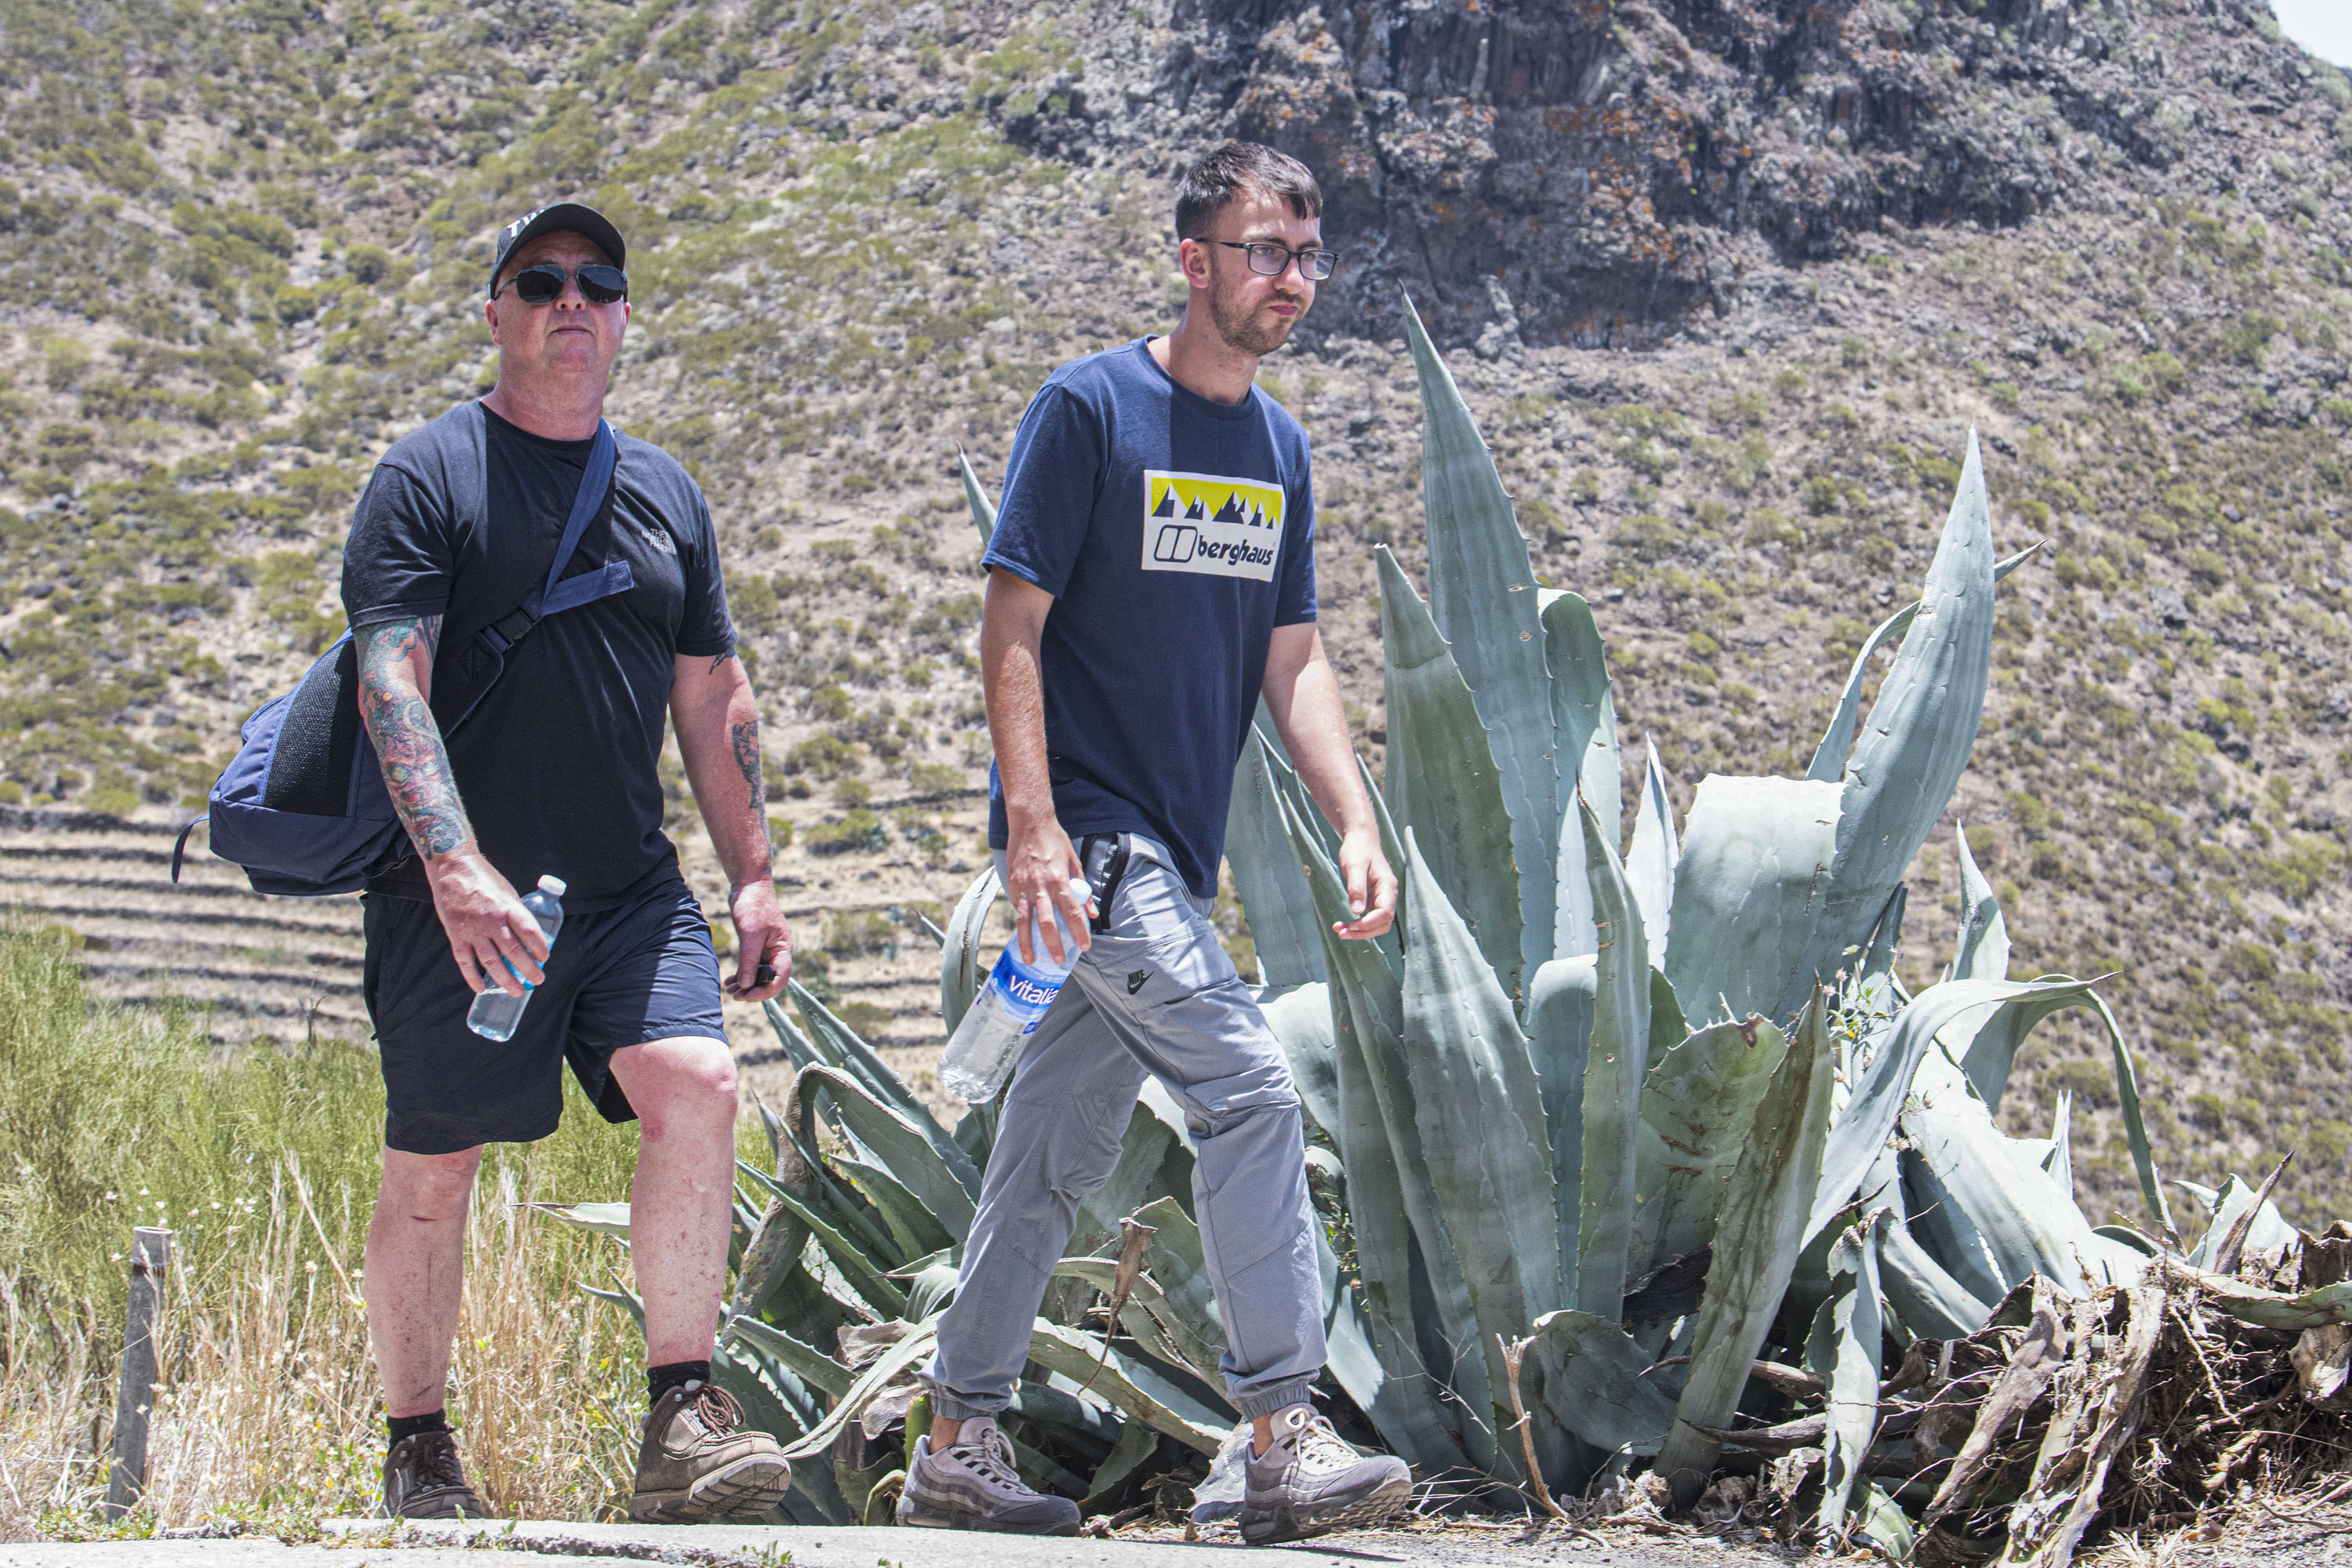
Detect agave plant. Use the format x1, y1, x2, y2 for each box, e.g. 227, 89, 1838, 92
546, 300, 2276, 1541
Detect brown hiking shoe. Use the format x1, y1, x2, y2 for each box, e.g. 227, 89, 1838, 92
383, 1429, 488, 1520
630, 1381, 793, 1523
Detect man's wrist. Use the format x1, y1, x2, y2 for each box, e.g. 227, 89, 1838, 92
1004, 797, 1060, 832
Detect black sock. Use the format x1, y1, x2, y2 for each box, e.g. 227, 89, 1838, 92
649, 1359, 711, 1406
387, 1409, 448, 1447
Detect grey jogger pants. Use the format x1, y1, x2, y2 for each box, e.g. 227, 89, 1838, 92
924, 837, 1325, 1421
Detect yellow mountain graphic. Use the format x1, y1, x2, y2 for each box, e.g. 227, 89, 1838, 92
1146, 471, 1285, 530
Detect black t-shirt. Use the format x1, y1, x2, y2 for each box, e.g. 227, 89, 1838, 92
339, 402, 735, 910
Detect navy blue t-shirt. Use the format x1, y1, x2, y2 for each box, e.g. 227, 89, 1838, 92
984, 339, 1317, 898
341, 404, 735, 911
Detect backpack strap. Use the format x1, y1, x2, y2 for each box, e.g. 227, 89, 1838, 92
475, 418, 624, 657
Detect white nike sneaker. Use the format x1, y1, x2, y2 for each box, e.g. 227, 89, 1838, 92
894, 1417, 1081, 1535
1238, 1403, 1412, 1544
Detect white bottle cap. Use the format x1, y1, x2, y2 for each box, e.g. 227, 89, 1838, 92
538, 874, 568, 897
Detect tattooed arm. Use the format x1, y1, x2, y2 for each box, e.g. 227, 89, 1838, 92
354, 616, 549, 997
673, 649, 790, 1002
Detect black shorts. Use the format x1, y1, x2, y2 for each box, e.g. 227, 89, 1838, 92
361, 873, 728, 1155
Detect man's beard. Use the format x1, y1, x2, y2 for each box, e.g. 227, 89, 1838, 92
1207, 280, 1305, 358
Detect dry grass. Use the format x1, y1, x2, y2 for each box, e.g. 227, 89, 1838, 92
0, 927, 654, 1541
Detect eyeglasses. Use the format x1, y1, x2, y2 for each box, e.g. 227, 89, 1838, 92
1210, 240, 1338, 281
496, 262, 629, 305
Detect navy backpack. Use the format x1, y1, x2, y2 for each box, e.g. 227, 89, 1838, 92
178, 403, 629, 896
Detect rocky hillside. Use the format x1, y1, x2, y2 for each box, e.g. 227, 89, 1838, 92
3, 0, 2351, 1225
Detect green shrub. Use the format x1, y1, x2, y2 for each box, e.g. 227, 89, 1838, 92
825, 908, 897, 954
1611, 514, 1679, 561
804, 808, 886, 855
908, 761, 966, 797
783, 733, 859, 779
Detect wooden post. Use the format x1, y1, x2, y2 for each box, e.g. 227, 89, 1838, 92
102, 1227, 172, 1522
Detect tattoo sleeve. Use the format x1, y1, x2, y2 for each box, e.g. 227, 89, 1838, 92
354, 615, 474, 862
730, 717, 770, 849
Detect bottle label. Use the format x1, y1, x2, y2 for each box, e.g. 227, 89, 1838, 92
989, 949, 1065, 1027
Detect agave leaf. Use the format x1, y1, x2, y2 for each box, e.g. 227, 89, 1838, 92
1784, 435, 1997, 1020
2168, 1264, 2352, 1330
727, 1314, 856, 1400
1257, 981, 1339, 1138
775, 1322, 942, 1460
1378, 546, 1523, 993
2045, 1090, 2074, 1197
1663, 775, 1842, 1029
1324, 928, 1472, 1470
941, 865, 1001, 1036
1810, 978, 2109, 1248
1875, 1211, 1994, 1339
1624, 739, 1679, 960
1949, 973, 2107, 1117
525, 1200, 633, 1239
2186, 1174, 2297, 1269
1082, 1417, 1163, 1512
1225, 731, 1328, 988
1287, 789, 1492, 1468
1541, 590, 1615, 961
1853, 1483, 1916, 1564
1806, 601, 1920, 785
1526, 955, 1597, 1302
1817, 1213, 1888, 1541
1900, 1041, 2149, 1294
731, 1199, 809, 1323
1025, 1320, 1232, 1453
1654, 989, 1837, 1503
738, 1166, 909, 1318
833, 1152, 956, 1260
1403, 293, 1561, 990
2091, 993, 2176, 1237
793, 982, 982, 1199
762, 997, 825, 1073
794, 1064, 978, 1243
1951, 822, 2009, 984
1630, 1018, 1791, 1286
1579, 794, 1653, 1320
1050, 1257, 1224, 1387
1528, 1308, 1678, 1456
958, 448, 997, 543
1401, 829, 1561, 1440
1808, 546, 2035, 789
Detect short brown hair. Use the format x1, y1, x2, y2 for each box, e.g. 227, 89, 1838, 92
1174, 142, 1322, 241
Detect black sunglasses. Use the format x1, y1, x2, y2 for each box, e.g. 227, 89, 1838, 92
1211, 240, 1338, 281
497, 262, 629, 305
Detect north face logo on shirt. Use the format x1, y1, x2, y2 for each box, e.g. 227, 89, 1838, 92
1140, 470, 1284, 583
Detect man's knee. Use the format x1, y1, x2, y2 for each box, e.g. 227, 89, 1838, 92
1185, 1057, 1303, 1141
379, 1145, 484, 1222
626, 1035, 739, 1140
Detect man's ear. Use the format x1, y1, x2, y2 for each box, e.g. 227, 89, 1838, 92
484, 296, 503, 346
1178, 237, 1212, 291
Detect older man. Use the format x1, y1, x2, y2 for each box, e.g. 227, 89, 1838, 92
342, 203, 793, 1523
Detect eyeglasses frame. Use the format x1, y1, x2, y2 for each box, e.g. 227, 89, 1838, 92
1206, 239, 1339, 281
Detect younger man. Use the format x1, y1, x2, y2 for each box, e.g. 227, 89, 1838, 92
903, 144, 1411, 1545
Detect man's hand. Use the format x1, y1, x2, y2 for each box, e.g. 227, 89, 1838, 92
1004, 811, 1095, 967
1334, 827, 1398, 941
724, 879, 792, 1001
424, 848, 550, 996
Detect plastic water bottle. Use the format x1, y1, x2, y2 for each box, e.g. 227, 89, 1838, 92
466, 875, 567, 1042
938, 878, 1091, 1102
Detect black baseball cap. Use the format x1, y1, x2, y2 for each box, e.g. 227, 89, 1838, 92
488, 202, 626, 297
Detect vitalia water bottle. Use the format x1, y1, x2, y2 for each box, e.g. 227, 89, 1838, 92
938, 879, 1090, 1102
466, 875, 567, 1042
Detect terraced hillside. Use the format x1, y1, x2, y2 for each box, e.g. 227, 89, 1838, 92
5, 0, 2352, 1225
